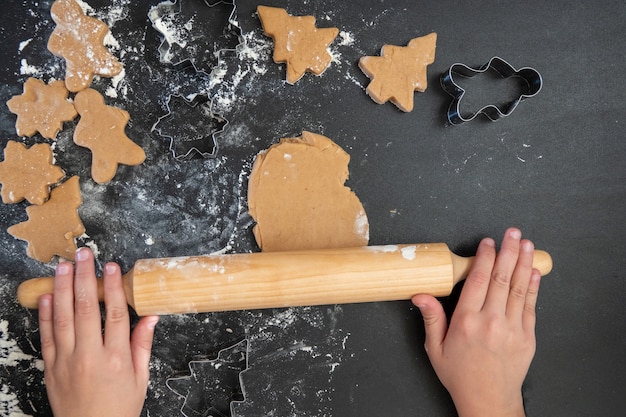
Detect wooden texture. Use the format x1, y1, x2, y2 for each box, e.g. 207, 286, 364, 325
17, 244, 552, 315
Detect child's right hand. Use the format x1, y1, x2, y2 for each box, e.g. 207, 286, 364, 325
413, 228, 541, 417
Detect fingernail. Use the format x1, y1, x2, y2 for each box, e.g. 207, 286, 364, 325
56, 263, 71, 275
147, 316, 159, 330
39, 296, 51, 308
508, 228, 522, 239
522, 240, 535, 252
75, 247, 90, 261
104, 263, 118, 275
483, 237, 496, 247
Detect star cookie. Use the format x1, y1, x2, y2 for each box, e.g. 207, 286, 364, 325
73, 89, 145, 184
47, 0, 123, 92
0, 141, 64, 205
6, 78, 77, 140
359, 33, 437, 112
257, 5, 339, 84
8, 176, 85, 262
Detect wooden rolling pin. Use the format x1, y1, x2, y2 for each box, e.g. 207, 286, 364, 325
17, 244, 552, 316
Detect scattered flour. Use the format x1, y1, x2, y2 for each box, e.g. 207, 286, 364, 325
401, 245, 417, 261
0, 321, 43, 371
0, 384, 32, 417
19, 59, 40, 76
18, 39, 33, 53
337, 30, 355, 46
0, 319, 43, 417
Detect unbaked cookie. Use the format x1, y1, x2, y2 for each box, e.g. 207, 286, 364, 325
248, 131, 369, 252
6, 77, 77, 139
257, 5, 339, 84
73, 88, 145, 184
359, 33, 437, 112
47, 0, 123, 92
0, 141, 64, 205
8, 176, 85, 262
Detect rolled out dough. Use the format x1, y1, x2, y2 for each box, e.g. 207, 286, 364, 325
248, 131, 369, 252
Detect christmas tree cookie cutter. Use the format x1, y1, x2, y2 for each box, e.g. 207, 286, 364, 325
440, 56, 543, 124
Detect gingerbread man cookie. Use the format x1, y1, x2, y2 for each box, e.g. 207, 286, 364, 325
0, 141, 64, 205
47, 0, 123, 92
257, 5, 339, 84
6, 77, 77, 140
359, 33, 437, 112
8, 176, 85, 262
73, 88, 145, 184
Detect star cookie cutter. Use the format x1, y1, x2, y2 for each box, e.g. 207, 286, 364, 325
440, 56, 542, 124
148, 0, 242, 74
152, 94, 228, 160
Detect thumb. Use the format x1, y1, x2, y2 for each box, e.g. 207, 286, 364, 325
131, 315, 159, 384
412, 294, 447, 357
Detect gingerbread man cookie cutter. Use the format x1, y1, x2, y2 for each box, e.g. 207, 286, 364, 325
152, 94, 228, 160
440, 56, 542, 124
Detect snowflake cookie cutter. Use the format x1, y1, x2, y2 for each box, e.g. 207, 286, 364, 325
166, 339, 248, 417
440, 56, 543, 125
152, 94, 228, 160
148, 0, 242, 75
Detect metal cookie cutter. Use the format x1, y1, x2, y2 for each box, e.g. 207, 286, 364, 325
152, 94, 227, 160
167, 339, 248, 417
441, 56, 542, 124
148, 0, 242, 74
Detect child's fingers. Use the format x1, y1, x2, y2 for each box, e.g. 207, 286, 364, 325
522, 269, 542, 335
483, 228, 522, 314
103, 263, 131, 351
412, 294, 447, 361
73, 248, 103, 349
455, 237, 496, 313
130, 316, 159, 385
38, 294, 56, 366
53, 261, 76, 353
505, 239, 535, 321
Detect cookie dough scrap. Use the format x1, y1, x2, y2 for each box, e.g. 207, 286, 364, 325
359, 33, 437, 112
0, 141, 64, 205
248, 131, 369, 252
48, 0, 123, 92
6, 78, 77, 139
8, 176, 85, 262
73, 88, 145, 184
257, 5, 339, 84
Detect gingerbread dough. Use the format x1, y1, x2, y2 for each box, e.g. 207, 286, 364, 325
6, 77, 77, 139
248, 131, 369, 252
8, 176, 85, 262
73, 88, 145, 184
0, 141, 64, 205
48, 0, 123, 92
257, 6, 339, 84
359, 33, 437, 112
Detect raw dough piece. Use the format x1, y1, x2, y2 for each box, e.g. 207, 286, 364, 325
248, 131, 369, 252
359, 33, 437, 112
47, 0, 123, 92
6, 77, 77, 139
73, 88, 145, 184
0, 141, 64, 205
8, 176, 85, 262
257, 5, 339, 84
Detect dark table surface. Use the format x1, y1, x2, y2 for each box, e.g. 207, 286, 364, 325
1, 1, 625, 416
